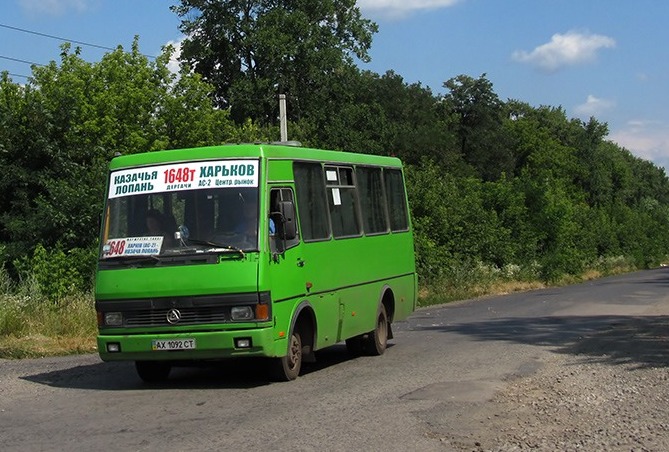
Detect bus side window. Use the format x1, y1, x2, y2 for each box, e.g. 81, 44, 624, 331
325, 166, 362, 239
384, 169, 409, 232
293, 162, 331, 241
356, 166, 389, 235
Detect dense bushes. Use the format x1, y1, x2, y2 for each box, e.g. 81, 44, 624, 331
13, 245, 96, 302
407, 152, 669, 287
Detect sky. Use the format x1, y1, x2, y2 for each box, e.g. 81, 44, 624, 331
2, 0, 669, 169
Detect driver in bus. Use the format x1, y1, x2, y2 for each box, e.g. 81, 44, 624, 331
145, 209, 165, 237
145, 209, 174, 249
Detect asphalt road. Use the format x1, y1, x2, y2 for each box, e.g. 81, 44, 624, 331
2, 268, 669, 451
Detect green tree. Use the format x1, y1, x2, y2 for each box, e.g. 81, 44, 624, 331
299, 69, 460, 170
441, 74, 512, 180
172, 0, 378, 123
0, 73, 54, 267
407, 160, 508, 279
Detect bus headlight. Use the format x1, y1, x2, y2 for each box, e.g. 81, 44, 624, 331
231, 306, 254, 321
104, 312, 123, 326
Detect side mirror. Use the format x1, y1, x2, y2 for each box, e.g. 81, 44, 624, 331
271, 201, 297, 241
279, 200, 297, 240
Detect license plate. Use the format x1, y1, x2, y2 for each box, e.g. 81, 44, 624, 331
152, 339, 196, 351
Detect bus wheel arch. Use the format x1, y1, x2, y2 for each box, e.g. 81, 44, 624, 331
269, 301, 317, 381
359, 287, 395, 356
292, 302, 317, 363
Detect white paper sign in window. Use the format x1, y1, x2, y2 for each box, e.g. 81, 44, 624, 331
332, 188, 342, 206
102, 236, 164, 258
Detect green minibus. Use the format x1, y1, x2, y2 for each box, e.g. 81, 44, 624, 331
95, 143, 416, 381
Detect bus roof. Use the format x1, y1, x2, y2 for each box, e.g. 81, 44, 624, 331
109, 143, 404, 171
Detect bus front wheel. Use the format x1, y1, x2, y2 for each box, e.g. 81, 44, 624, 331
269, 330, 302, 381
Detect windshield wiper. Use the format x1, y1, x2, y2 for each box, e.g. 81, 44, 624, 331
99, 254, 161, 265
177, 237, 245, 258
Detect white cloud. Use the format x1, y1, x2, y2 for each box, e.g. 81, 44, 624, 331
357, 0, 461, 19
610, 120, 669, 170
19, 0, 93, 16
512, 31, 615, 73
574, 95, 615, 117
164, 38, 184, 76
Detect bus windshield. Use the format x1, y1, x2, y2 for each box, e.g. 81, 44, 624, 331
100, 159, 260, 259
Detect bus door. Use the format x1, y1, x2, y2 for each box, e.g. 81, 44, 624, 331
267, 187, 306, 308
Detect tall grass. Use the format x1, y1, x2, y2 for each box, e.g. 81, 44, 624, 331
418, 260, 542, 306
0, 268, 97, 358
417, 256, 640, 307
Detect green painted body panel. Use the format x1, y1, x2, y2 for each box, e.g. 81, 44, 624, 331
95, 257, 259, 300
263, 232, 416, 349
266, 159, 294, 182
96, 144, 416, 365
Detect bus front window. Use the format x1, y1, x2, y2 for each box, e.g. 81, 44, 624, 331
100, 187, 259, 260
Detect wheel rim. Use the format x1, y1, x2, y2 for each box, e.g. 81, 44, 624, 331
287, 334, 301, 370
377, 313, 387, 346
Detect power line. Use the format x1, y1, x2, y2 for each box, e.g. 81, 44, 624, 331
0, 55, 44, 66
0, 22, 157, 59
7, 73, 30, 79
0, 22, 117, 52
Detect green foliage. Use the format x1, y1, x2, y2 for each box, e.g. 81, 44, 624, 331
0, 265, 96, 357
172, 0, 378, 123
0, 39, 237, 271
441, 74, 513, 180
407, 160, 518, 280
13, 244, 96, 302
302, 69, 460, 170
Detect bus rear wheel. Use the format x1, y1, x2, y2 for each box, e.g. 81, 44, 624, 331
364, 304, 388, 356
135, 361, 171, 383
269, 330, 302, 381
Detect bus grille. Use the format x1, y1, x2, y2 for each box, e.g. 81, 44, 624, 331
124, 307, 229, 327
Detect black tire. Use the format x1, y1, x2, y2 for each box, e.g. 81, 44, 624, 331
345, 335, 365, 356
135, 361, 171, 383
364, 304, 389, 356
269, 330, 302, 381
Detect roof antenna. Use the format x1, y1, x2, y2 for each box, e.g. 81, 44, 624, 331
279, 93, 288, 142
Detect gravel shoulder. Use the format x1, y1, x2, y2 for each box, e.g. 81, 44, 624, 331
436, 314, 669, 451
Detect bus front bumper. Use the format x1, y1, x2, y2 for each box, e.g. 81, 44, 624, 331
97, 327, 279, 362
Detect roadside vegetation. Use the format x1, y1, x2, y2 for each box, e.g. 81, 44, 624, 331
2, 0, 669, 358
0, 250, 97, 358
0, 255, 641, 359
